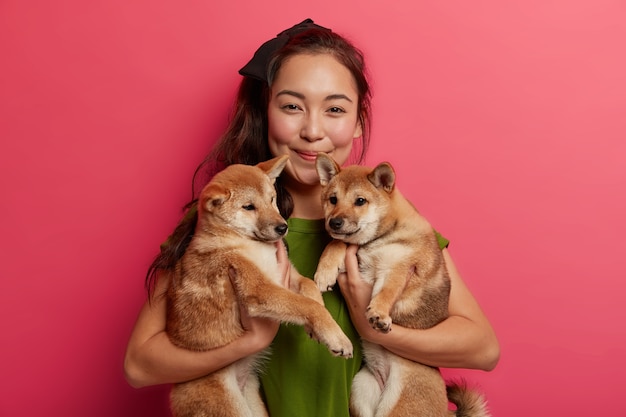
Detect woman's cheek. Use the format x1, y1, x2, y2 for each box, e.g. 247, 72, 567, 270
330, 116, 360, 142
268, 110, 299, 146
326, 121, 358, 161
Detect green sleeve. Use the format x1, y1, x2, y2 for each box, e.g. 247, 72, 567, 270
434, 229, 449, 249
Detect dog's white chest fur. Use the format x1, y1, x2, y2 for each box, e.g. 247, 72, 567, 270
238, 240, 281, 282
356, 241, 413, 288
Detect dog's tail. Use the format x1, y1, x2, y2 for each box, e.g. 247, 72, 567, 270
447, 379, 491, 417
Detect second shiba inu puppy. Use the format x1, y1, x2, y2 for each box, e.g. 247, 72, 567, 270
167, 155, 353, 417
314, 153, 489, 417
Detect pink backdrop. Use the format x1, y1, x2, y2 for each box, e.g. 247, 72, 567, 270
1, 1, 625, 415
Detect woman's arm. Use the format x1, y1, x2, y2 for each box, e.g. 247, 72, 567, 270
337, 245, 500, 371
124, 242, 290, 388
124, 272, 280, 387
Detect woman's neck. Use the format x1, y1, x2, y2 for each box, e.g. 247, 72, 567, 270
285, 182, 325, 219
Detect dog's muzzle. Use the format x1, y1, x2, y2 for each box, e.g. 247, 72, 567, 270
329, 217, 344, 231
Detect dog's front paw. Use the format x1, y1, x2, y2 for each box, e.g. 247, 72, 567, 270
366, 307, 392, 333
325, 331, 354, 359
315, 242, 346, 292
314, 268, 339, 292
313, 323, 353, 359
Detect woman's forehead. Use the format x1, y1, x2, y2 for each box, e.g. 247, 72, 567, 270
271, 54, 358, 99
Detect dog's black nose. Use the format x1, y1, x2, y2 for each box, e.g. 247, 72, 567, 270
329, 218, 343, 230
275, 223, 288, 236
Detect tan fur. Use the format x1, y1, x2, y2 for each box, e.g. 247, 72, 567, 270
167, 155, 353, 417
314, 153, 490, 417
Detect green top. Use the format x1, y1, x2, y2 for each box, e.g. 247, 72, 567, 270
260, 218, 449, 416
260, 218, 361, 416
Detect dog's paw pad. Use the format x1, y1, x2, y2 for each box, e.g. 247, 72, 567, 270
377, 323, 392, 333
325, 333, 353, 359
331, 348, 354, 359
367, 311, 392, 333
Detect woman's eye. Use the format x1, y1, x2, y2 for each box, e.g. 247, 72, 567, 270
242, 204, 256, 211
282, 104, 301, 111
328, 107, 345, 114
355, 197, 367, 206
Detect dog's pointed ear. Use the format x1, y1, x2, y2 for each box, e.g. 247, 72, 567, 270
368, 162, 396, 193
258, 155, 289, 184
315, 152, 340, 186
202, 183, 231, 213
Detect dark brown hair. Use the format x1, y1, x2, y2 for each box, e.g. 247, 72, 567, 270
145, 27, 372, 295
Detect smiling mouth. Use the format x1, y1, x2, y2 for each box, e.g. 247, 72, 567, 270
296, 151, 326, 162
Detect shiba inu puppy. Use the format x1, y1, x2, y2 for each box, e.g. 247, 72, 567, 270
314, 153, 489, 417
167, 155, 353, 417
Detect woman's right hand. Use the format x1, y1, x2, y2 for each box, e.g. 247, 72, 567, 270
235, 305, 280, 353
230, 241, 290, 352
275, 239, 291, 289
231, 240, 290, 348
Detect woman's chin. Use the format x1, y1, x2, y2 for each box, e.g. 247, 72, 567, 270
284, 168, 321, 189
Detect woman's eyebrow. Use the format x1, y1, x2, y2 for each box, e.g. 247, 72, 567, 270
325, 94, 353, 103
275, 90, 353, 103
276, 90, 305, 99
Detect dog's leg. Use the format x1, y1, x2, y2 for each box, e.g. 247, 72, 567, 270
350, 367, 382, 417
291, 268, 326, 339
314, 240, 347, 291
171, 369, 247, 417
366, 262, 414, 333
231, 259, 353, 358
242, 371, 269, 417
291, 266, 324, 305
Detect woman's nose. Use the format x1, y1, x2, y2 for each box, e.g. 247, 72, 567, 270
300, 112, 324, 142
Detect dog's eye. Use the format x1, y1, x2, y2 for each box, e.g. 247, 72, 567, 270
355, 197, 367, 206
329, 196, 338, 205
242, 204, 255, 211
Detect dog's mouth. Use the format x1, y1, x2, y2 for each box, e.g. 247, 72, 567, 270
253, 232, 283, 242
253, 225, 288, 242
329, 229, 360, 239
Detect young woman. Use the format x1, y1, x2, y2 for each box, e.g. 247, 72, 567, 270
124, 19, 500, 416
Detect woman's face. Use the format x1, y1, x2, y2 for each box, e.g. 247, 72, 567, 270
267, 53, 362, 187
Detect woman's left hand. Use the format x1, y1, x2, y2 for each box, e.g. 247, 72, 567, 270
339, 245, 500, 370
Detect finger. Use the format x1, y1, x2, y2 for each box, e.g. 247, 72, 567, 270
274, 241, 291, 288
275, 240, 288, 264
283, 265, 294, 289
238, 303, 252, 330
344, 245, 360, 282
336, 272, 347, 286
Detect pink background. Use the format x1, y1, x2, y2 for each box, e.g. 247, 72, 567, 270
1, 1, 625, 415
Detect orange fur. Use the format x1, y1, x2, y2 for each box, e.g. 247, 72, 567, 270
167, 155, 353, 417
314, 153, 490, 417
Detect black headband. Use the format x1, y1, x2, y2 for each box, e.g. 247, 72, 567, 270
238, 18, 332, 83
